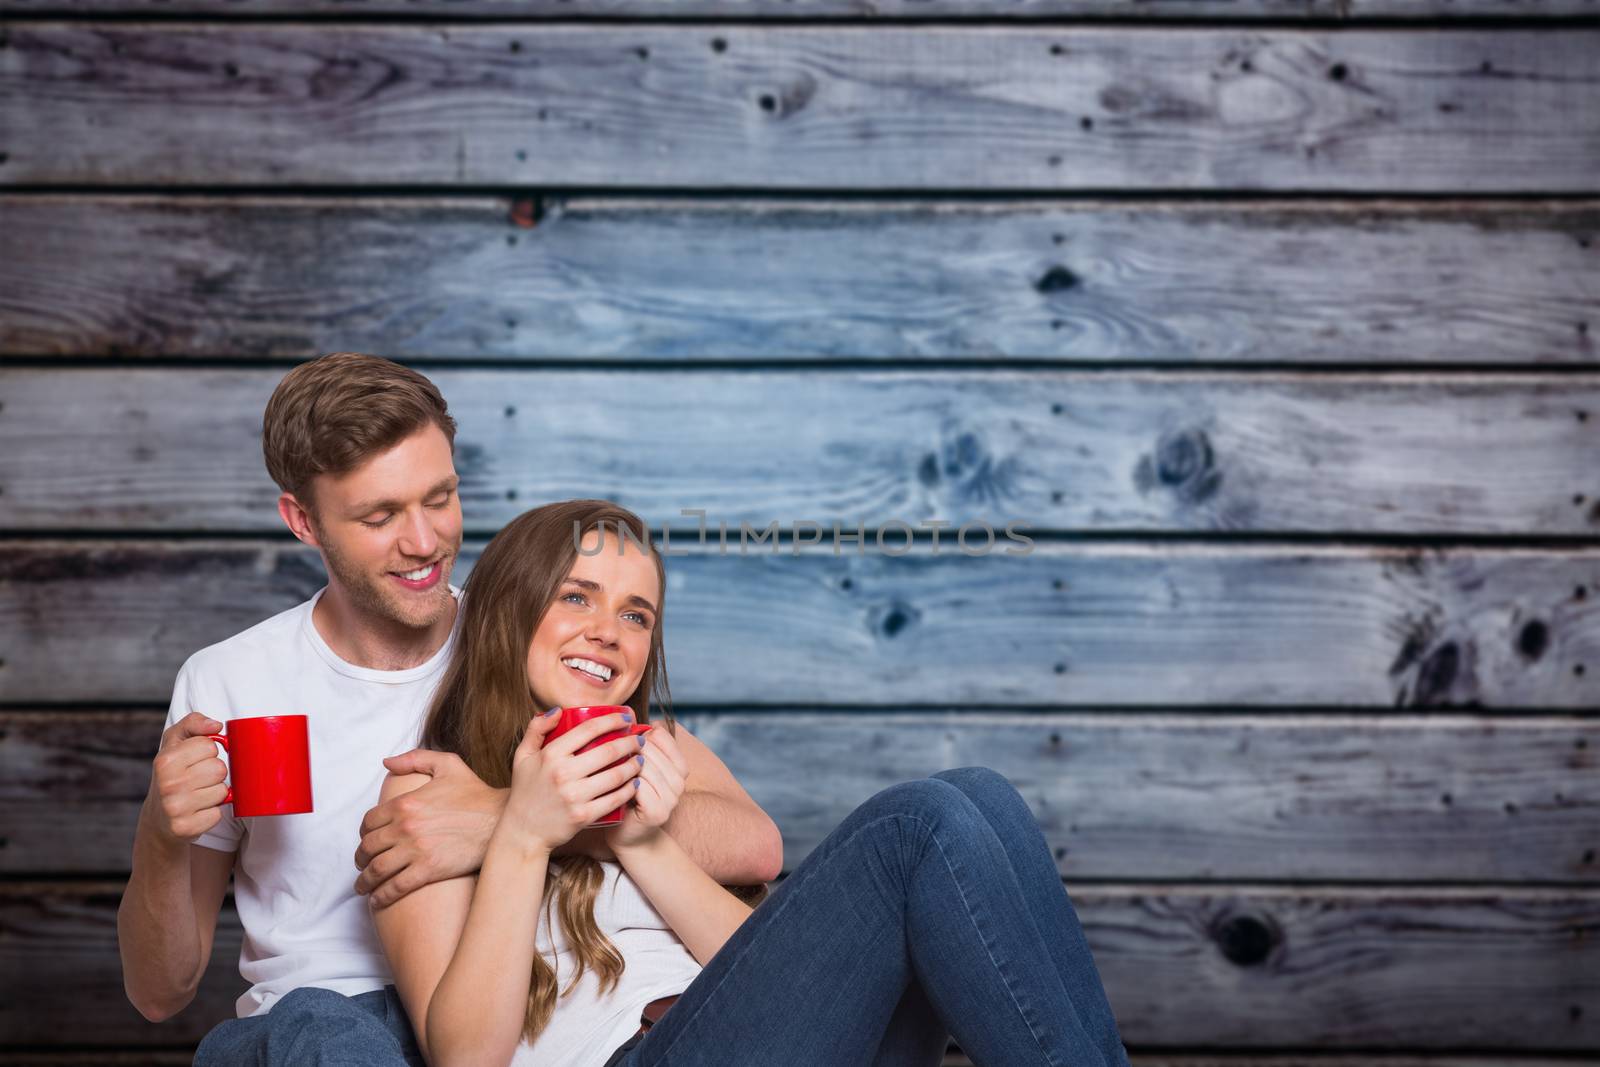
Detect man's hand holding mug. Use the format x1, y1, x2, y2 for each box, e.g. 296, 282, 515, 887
144, 711, 231, 849
144, 712, 315, 849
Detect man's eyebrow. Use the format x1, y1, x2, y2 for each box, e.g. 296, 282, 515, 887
348, 476, 458, 516
562, 577, 658, 616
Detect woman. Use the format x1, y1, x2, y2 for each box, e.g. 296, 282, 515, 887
374, 500, 1131, 1067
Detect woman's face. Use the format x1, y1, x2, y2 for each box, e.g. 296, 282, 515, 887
525, 526, 660, 712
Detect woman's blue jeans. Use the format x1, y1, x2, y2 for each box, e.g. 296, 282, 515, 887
612, 766, 1131, 1067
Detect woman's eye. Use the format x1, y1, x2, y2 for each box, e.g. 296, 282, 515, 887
562, 592, 587, 604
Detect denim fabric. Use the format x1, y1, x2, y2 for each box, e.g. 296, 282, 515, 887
610, 767, 1131, 1067
193, 984, 425, 1067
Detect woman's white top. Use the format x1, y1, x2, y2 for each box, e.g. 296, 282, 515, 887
509, 859, 703, 1067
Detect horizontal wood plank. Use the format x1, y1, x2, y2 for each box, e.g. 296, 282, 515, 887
3, 0, 1598, 18
4, 883, 1594, 1048
2, 541, 1597, 707
2, 196, 1595, 364
5, 710, 1596, 882
685, 712, 1600, 883
3, 27, 1598, 190
4, 368, 1598, 534
1, 885, 244, 1047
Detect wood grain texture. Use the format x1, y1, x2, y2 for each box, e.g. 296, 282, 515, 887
3, 26, 1598, 190
4, 368, 1599, 534
3, 0, 1598, 17
6, 710, 1596, 882
3, 883, 1595, 1048
2, 541, 1597, 707
2, 196, 1596, 364
0, 884, 244, 1047
680, 712, 1600, 883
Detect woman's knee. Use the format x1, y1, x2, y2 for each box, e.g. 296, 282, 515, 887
931, 766, 1040, 829
931, 765, 1016, 798
861, 776, 985, 832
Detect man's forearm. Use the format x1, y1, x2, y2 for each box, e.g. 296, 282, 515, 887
557, 791, 781, 883
117, 814, 207, 1021
662, 790, 783, 884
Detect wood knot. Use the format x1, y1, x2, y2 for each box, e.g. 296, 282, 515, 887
1413, 641, 1461, 706
1518, 619, 1549, 661
1135, 429, 1223, 505
945, 431, 982, 475
932, 427, 1014, 506
1213, 913, 1277, 966
873, 601, 921, 640
1155, 430, 1210, 486
754, 76, 817, 120
1035, 266, 1081, 294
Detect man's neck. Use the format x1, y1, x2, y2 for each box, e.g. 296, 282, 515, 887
312, 585, 456, 672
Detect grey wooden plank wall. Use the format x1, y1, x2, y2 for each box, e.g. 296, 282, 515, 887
0, 0, 1597, 1064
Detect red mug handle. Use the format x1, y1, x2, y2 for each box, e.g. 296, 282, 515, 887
207, 733, 234, 806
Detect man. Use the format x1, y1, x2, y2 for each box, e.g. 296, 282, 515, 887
117, 353, 782, 1064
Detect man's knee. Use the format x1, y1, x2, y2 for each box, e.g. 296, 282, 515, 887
270, 985, 361, 1023
262, 986, 398, 1058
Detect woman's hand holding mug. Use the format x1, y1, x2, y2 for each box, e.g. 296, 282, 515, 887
606, 721, 688, 850
505, 708, 644, 855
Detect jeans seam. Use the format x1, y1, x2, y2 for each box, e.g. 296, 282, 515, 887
923, 818, 1067, 1067
642, 811, 922, 1065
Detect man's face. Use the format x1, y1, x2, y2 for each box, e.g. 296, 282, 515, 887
302, 424, 463, 632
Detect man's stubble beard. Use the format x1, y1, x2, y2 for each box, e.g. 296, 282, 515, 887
316, 523, 458, 632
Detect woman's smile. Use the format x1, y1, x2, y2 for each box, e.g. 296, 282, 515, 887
526, 526, 659, 710
561, 655, 617, 688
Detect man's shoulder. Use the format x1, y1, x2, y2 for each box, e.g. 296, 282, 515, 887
179, 595, 316, 682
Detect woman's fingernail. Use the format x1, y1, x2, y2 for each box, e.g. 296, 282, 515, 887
544, 707, 560, 716
621, 711, 634, 722
633, 778, 642, 788
636, 755, 644, 766
638, 734, 647, 747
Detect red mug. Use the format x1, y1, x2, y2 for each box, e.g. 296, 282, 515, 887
207, 715, 314, 818
543, 705, 652, 826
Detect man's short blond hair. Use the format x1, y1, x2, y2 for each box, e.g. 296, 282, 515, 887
262, 353, 457, 507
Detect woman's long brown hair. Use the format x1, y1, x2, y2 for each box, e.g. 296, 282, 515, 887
422, 499, 676, 1043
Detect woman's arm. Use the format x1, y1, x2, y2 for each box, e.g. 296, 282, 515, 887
371, 773, 551, 1067
606, 724, 755, 966
355, 724, 780, 909
612, 831, 754, 966
372, 710, 645, 1067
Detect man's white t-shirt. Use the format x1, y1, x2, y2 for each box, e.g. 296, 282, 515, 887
164, 586, 461, 1018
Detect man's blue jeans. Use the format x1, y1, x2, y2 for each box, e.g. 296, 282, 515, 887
610, 766, 1131, 1067
192, 985, 425, 1066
